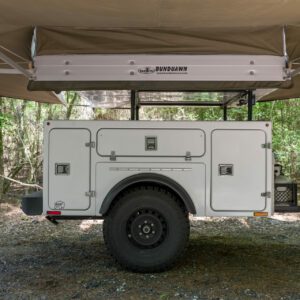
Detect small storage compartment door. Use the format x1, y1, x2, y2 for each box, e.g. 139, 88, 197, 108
48, 129, 91, 210
211, 130, 267, 211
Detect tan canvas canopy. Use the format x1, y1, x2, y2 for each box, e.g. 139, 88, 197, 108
261, 75, 300, 101
1, 0, 300, 102
0, 27, 62, 103
35, 26, 284, 57
0, 74, 62, 103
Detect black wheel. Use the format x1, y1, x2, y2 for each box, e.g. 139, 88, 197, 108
103, 185, 190, 272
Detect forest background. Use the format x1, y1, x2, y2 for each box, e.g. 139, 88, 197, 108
0, 92, 299, 202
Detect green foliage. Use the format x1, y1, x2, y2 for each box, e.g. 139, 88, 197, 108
255, 100, 300, 179
141, 99, 300, 179
0, 94, 299, 196
0, 92, 91, 193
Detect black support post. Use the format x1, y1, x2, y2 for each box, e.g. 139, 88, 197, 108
135, 91, 140, 120
247, 90, 255, 121
223, 105, 228, 121
130, 90, 136, 120
130, 90, 140, 120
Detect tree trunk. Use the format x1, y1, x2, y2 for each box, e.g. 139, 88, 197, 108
47, 103, 53, 120
32, 102, 41, 182
66, 92, 77, 120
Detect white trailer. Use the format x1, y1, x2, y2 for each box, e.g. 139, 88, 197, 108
19, 51, 289, 272
22, 120, 273, 271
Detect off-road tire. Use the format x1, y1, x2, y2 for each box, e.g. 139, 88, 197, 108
103, 185, 190, 272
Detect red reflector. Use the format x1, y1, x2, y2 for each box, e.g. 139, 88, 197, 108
47, 210, 61, 215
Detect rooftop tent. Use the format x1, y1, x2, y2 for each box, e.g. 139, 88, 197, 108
1, 1, 300, 101
28, 28, 290, 92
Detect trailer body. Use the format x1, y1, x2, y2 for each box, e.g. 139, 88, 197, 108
41, 120, 273, 217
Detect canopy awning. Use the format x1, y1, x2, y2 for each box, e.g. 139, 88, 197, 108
261, 75, 300, 101
2, 1, 300, 59
0, 74, 62, 103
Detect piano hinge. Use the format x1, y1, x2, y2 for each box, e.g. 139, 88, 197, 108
85, 141, 95, 148
110, 151, 117, 161
185, 151, 192, 161
85, 191, 96, 198
261, 191, 271, 198
261, 142, 271, 149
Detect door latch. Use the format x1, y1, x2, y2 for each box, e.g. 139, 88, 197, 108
145, 136, 157, 151
219, 164, 234, 176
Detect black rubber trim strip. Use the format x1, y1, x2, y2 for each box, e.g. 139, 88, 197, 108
100, 173, 196, 215
27, 80, 291, 92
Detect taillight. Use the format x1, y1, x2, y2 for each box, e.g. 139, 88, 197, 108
47, 210, 61, 215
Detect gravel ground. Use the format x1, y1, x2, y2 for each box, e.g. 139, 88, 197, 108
0, 203, 299, 300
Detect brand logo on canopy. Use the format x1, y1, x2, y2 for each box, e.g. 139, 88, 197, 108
138, 66, 188, 75
138, 67, 156, 74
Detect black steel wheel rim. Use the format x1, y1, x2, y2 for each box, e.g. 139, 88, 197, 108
126, 208, 168, 249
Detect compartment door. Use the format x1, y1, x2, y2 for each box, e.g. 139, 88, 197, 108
211, 130, 267, 211
48, 129, 91, 210
97, 128, 205, 158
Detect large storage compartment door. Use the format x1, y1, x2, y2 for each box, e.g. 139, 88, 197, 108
48, 129, 91, 210
97, 128, 205, 158
211, 130, 267, 211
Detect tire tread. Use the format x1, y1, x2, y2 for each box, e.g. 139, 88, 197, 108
103, 185, 189, 272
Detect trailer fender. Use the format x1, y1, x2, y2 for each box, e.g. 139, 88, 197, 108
100, 173, 196, 215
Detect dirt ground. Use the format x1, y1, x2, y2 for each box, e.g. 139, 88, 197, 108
0, 203, 299, 300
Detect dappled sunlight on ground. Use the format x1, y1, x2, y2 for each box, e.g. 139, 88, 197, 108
0, 203, 22, 217
271, 212, 300, 222
79, 219, 103, 231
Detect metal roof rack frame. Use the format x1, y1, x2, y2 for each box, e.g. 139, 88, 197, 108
129, 90, 254, 121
